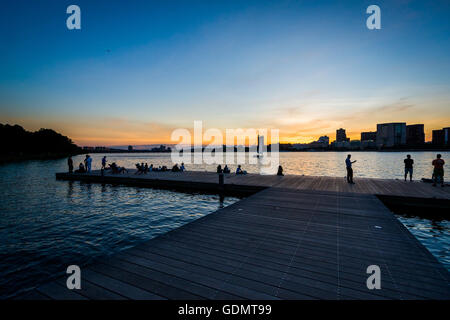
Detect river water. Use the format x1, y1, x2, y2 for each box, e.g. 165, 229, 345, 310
0, 151, 448, 298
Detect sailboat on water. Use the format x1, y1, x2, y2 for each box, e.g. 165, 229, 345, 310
255, 135, 264, 158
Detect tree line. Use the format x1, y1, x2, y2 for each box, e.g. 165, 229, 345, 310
0, 124, 80, 160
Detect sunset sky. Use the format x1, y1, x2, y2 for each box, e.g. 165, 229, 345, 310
1, 0, 449, 146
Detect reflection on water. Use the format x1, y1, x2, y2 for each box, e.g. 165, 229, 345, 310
0, 152, 449, 298
69, 151, 450, 179
396, 214, 449, 270
0, 160, 238, 299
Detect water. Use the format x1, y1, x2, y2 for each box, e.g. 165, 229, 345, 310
0, 160, 238, 298
395, 215, 449, 270
72, 151, 450, 179
0, 151, 448, 298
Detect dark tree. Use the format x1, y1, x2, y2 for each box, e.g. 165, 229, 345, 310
0, 124, 80, 156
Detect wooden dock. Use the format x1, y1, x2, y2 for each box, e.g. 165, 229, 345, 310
19, 171, 450, 299
56, 170, 450, 200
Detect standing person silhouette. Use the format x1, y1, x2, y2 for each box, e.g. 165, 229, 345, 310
404, 154, 414, 181
67, 156, 73, 173
432, 154, 445, 187
101, 156, 107, 170
85, 155, 92, 173
345, 154, 356, 184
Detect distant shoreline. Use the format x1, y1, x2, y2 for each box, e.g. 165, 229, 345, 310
80, 147, 450, 154
2, 148, 449, 165
0, 152, 82, 165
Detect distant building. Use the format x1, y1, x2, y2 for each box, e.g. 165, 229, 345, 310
350, 140, 361, 150
406, 124, 425, 145
361, 140, 376, 150
150, 145, 171, 152
332, 141, 351, 149
128, 145, 133, 151
376, 123, 406, 147
432, 127, 450, 145
361, 131, 377, 142
317, 136, 330, 145
433, 130, 444, 145
292, 143, 309, 150
95, 146, 109, 151
336, 128, 349, 142
445, 127, 450, 145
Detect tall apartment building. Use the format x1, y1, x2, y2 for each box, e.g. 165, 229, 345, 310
336, 128, 349, 142
361, 131, 377, 141
406, 124, 425, 145
376, 123, 406, 147
432, 127, 450, 145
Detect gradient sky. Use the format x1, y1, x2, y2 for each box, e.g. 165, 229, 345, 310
1, 0, 449, 146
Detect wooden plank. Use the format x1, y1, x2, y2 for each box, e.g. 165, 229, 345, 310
36, 282, 88, 300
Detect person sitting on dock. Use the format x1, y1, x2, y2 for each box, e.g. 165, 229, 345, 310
404, 154, 414, 182
432, 154, 445, 187
75, 162, 86, 173
110, 162, 119, 174
135, 163, 144, 175
118, 166, 128, 174
68, 156, 73, 173
172, 163, 180, 172
110, 162, 128, 174
236, 165, 247, 175
101, 156, 107, 170
217, 165, 223, 173
149, 164, 153, 172
144, 163, 149, 173
180, 163, 185, 172
277, 165, 284, 176
345, 154, 356, 184
223, 165, 230, 174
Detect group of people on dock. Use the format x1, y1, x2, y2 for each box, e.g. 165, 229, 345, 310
67, 155, 92, 174
67, 154, 445, 186
216, 164, 231, 174
345, 153, 445, 187
134, 162, 186, 174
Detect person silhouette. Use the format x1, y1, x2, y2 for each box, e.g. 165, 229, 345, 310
277, 165, 284, 176
67, 156, 73, 173
345, 154, 356, 184
404, 154, 414, 181
432, 154, 445, 187
85, 155, 92, 173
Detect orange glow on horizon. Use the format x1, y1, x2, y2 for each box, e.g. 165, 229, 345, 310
3, 118, 446, 147
74, 130, 439, 147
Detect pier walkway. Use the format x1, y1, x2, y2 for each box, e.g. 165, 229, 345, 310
20, 171, 450, 300
56, 170, 450, 200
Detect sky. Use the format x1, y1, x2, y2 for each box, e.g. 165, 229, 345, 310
0, 0, 449, 146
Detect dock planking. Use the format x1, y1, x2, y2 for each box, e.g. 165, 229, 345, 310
56, 170, 450, 200
23, 170, 450, 300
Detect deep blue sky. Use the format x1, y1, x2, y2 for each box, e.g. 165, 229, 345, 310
0, 0, 449, 145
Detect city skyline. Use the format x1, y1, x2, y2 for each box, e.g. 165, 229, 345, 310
3, 120, 446, 148
1, 0, 450, 146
